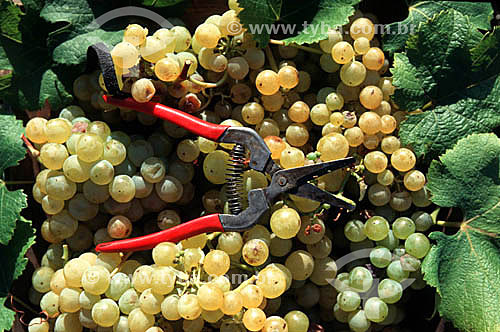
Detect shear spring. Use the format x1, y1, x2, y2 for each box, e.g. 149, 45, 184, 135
226, 144, 246, 215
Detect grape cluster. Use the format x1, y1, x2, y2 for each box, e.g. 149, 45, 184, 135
24, 2, 436, 332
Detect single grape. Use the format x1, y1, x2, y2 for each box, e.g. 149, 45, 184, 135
405, 233, 430, 259
364, 216, 390, 241
349, 266, 373, 293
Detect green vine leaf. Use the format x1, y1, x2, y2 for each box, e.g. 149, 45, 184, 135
0, 114, 26, 175
423, 133, 500, 332
0, 0, 23, 43
283, 0, 360, 45
237, 0, 282, 46
40, 0, 123, 65
0, 297, 14, 332
52, 29, 123, 65
392, 10, 500, 159
383, 1, 493, 55
0, 217, 36, 332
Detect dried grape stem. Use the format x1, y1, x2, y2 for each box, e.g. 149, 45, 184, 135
179, 60, 192, 81
189, 71, 228, 88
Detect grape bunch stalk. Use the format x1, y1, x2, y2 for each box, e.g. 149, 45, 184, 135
24, 2, 436, 332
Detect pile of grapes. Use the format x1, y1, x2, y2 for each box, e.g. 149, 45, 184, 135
24, 2, 435, 332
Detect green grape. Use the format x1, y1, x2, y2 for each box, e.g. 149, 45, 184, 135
119, 289, 139, 315
46, 118, 72, 144
331, 41, 355, 64
349, 267, 373, 293
103, 139, 127, 166
392, 217, 416, 240
334, 302, 349, 323
369, 246, 392, 268
76, 134, 104, 163
376, 230, 399, 250
310, 256, 337, 286
391, 148, 416, 172
67, 193, 98, 221
377, 169, 394, 186
411, 211, 433, 232
40, 143, 68, 170
340, 61, 366, 86
41, 195, 64, 215
32, 266, 54, 293
227, 57, 249, 80
138, 288, 163, 315
40, 291, 59, 317
59, 287, 82, 313
139, 157, 166, 184
128, 140, 154, 167
83, 180, 110, 204
278, 65, 299, 89
28, 317, 50, 332
155, 176, 183, 203
405, 233, 430, 259
390, 191, 412, 212
350, 18, 375, 40
386, 261, 409, 282
161, 294, 180, 320
378, 278, 403, 304
347, 310, 371, 332
177, 294, 202, 320
400, 254, 421, 272
49, 210, 78, 240
344, 220, 367, 242
364, 216, 390, 241
364, 297, 388, 323
54, 313, 81, 332
367, 183, 391, 206
411, 186, 432, 207
66, 133, 83, 155
306, 235, 332, 258
316, 133, 349, 161
284, 310, 309, 332
325, 92, 344, 111
203, 150, 229, 184
319, 53, 340, 73
109, 175, 136, 203
151, 266, 176, 295
244, 47, 265, 69
310, 104, 331, 126
255, 70, 280, 95
338, 291, 361, 312
92, 299, 120, 327
25, 117, 48, 144
79, 291, 99, 310
111, 42, 139, 68
217, 232, 243, 255
81, 265, 110, 295
128, 308, 155, 332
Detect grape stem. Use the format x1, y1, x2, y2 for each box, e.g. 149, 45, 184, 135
110, 252, 133, 276
21, 134, 40, 157
179, 60, 192, 81
264, 45, 278, 72
234, 275, 257, 292
269, 39, 323, 55
435, 220, 462, 228
189, 70, 228, 89
230, 260, 258, 275
61, 244, 69, 264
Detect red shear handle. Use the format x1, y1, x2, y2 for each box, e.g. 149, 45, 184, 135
103, 95, 229, 141
95, 214, 225, 252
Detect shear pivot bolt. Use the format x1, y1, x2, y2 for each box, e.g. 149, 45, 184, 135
278, 177, 287, 186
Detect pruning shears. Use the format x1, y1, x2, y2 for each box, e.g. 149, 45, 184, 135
86, 43, 356, 253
